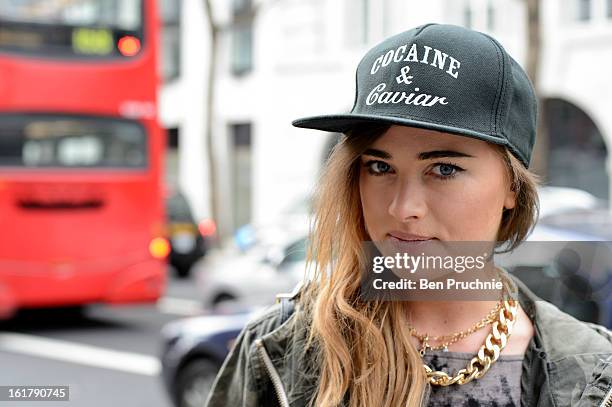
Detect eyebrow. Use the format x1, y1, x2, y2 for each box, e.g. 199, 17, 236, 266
362, 148, 475, 160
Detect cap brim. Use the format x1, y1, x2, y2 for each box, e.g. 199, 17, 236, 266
292, 113, 510, 147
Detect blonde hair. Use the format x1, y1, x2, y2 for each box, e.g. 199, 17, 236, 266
297, 123, 541, 407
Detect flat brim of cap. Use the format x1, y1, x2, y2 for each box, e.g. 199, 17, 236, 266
292, 113, 510, 148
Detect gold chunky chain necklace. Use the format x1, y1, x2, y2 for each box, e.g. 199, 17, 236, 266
411, 271, 519, 386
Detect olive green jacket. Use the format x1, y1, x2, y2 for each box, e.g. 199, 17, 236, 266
205, 276, 612, 406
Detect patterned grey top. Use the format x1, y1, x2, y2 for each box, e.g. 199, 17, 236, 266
422, 350, 524, 407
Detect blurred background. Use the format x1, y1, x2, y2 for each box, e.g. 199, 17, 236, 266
1, 0, 612, 406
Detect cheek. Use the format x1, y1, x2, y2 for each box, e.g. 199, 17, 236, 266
359, 174, 392, 241
438, 179, 504, 240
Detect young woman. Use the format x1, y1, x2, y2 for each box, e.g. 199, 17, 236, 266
205, 23, 612, 407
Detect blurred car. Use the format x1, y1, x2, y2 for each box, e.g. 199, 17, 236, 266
195, 228, 310, 309
160, 308, 260, 407
233, 194, 312, 252
192, 194, 312, 309
166, 190, 213, 278
536, 186, 602, 218
501, 206, 612, 326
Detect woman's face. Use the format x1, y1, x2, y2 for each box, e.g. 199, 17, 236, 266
359, 125, 516, 243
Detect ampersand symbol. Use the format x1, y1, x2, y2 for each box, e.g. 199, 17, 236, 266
395, 65, 414, 85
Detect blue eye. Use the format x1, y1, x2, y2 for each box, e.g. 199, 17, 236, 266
364, 160, 392, 176
432, 163, 464, 180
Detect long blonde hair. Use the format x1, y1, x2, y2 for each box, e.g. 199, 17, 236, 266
297, 123, 541, 407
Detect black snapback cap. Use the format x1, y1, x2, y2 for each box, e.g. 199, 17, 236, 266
292, 23, 538, 168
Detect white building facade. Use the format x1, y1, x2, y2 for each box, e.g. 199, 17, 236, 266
159, 0, 612, 242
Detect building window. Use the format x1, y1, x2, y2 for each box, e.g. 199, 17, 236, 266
382, 0, 391, 37
360, 0, 369, 44
167, 127, 179, 148
577, 0, 591, 21
607, 0, 612, 17
545, 99, 608, 201
233, 0, 251, 14
345, 0, 369, 47
463, 2, 472, 28
165, 127, 179, 187
230, 123, 252, 230
231, 23, 253, 75
487, 0, 495, 31
231, 0, 253, 75
160, 0, 181, 81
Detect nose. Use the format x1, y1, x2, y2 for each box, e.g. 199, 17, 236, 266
387, 176, 428, 222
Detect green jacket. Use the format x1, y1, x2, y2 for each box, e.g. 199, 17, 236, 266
205, 276, 612, 406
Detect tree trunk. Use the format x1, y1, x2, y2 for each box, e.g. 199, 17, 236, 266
525, 0, 549, 180
203, 0, 220, 245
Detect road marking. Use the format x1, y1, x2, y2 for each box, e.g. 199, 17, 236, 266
157, 296, 203, 315
0, 332, 161, 376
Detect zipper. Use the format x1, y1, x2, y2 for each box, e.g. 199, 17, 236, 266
255, 338, 290, 407
600, 385, 612, 407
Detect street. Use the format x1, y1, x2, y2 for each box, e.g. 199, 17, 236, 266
0, 271, 204, 407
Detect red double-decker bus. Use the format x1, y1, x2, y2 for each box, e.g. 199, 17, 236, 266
0, 0, 169, 317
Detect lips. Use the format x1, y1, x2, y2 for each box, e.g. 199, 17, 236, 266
382, 235, 436, 259
387, 231, 436, 241
387, 235, 433, 246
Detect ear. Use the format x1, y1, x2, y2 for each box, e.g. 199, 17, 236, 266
504, 187, 517, 211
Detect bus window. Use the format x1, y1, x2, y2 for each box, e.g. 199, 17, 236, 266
0, 0, 143, 58
0, 114, 147, 169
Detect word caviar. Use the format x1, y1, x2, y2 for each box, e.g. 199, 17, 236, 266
366, 83, 448, 107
